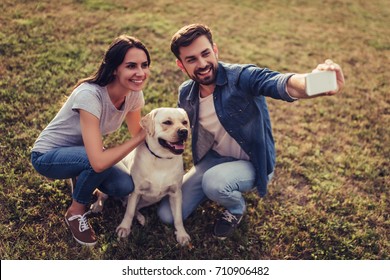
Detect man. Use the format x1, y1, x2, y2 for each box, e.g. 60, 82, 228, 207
157, 23, 344, 239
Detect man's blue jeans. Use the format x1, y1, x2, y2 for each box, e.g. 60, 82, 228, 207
31, 146, 134, 205
157, 150, 272, 224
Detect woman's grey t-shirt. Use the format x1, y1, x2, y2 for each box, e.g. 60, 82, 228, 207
32, 82, 144, 153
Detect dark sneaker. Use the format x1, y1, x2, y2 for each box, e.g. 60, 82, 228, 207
65, 210, 97, 246
213, 210, 243, 239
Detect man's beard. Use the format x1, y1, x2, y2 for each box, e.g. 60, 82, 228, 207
188, 63, 218, 85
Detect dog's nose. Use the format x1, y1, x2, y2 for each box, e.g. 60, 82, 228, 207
177, 129, 188, 139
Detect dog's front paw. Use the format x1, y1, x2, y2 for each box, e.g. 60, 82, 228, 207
116, 223, 131, 240
175, 230, 191, 246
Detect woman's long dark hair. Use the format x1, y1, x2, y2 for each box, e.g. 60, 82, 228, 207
75, 35, 151, 88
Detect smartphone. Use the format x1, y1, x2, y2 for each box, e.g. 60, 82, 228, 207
305, 71, 338, 96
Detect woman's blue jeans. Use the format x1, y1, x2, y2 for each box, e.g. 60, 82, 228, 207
157, 150, 273, 224
31, 146, 134, 205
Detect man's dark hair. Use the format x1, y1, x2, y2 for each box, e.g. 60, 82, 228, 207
170, 23, 213, 60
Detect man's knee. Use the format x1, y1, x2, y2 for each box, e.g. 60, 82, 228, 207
157, 204, 174, 225
202, 172, 229, 199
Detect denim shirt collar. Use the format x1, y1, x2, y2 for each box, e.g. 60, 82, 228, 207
215, 62, 228, 87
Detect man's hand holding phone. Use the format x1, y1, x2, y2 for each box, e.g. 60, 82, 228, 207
306, 59, 345, 96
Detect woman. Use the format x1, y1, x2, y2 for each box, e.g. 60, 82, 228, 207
31, 35, 151, 246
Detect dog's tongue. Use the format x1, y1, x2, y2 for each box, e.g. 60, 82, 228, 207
172, 142, 184, 150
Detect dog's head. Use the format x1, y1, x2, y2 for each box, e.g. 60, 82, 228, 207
141, 108, 190, 156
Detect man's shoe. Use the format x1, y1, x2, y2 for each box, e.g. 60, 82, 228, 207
213, 210, 243, 240
65, 210, 97, 246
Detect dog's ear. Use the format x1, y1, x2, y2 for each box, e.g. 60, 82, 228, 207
140, 110, 157, 136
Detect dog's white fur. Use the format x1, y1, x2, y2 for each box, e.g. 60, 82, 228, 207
92, 108, 191, 245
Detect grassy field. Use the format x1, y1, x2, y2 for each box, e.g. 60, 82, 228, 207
0, 0, 389, 260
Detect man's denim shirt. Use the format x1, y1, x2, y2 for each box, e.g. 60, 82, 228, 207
178, 62, 296, 197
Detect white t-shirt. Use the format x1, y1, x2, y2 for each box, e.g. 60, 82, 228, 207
198, 93, 249, 160
32, 82, 144, 153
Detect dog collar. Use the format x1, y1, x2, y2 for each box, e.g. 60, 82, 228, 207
144, 141, 173, 160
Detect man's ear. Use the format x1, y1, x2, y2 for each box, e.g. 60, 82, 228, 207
176, 59, 186, 73
213, 43, 219, 59
140, 110, 157, 136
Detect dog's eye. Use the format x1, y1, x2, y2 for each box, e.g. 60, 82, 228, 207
163, 120, 173, 125
182, 121, 188, 125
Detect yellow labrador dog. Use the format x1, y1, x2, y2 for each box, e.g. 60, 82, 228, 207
113, 107, 191, 245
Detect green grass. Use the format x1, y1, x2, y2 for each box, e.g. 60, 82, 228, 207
0, 0, 389, 260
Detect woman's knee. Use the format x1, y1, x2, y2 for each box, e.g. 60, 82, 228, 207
113, 182, 134, 197
30, 148, 91, 179
100, 174, 134, 197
